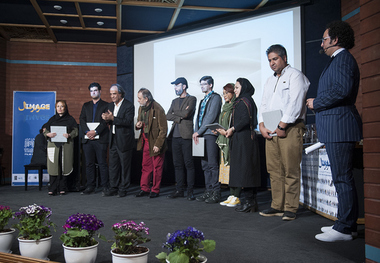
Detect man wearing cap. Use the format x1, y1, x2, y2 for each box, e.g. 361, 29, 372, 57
166, 77, 197, 200
101, 83, 135, 198
79, 82, 109, 195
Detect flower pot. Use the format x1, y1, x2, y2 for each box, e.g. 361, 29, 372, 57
18, 235, 52, 260
63, 242, 99, 263
0, 228, 16, 253
166, 254, 207, 263
111, 247, 149, 263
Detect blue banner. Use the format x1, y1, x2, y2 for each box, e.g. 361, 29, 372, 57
12, 91, 56, 186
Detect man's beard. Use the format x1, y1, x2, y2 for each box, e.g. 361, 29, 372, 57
175, 87, 183, 96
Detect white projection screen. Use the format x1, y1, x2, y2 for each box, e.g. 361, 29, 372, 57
134, 7, 302, 134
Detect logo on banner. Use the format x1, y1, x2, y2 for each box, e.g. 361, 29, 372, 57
18, 101, 51, 112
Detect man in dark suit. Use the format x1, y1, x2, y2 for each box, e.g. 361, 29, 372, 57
307, 21, 362, 242
101, 84, 135, 198
79, 82, 110, 194
166, 77, 197, 200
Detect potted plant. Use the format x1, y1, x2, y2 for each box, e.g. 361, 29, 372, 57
60, 213, 106, 263
13, 203, 56, 260
156, 226, 216, 263
0, 205, 15, 253
110, 220, 151, 263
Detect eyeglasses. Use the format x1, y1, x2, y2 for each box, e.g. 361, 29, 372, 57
321, 36, 330, 43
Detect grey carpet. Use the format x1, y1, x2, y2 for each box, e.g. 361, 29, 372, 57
1, 184, 365, 263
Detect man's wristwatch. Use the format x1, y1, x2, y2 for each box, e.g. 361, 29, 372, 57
277, 125, 286, 131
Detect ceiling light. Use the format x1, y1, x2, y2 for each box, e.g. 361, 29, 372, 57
53, 5, 62, 10
95, 8, 102, 13
60, 20, 68, 24
97, 21, 104, 26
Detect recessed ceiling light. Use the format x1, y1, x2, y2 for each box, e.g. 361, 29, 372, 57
97, 21, 104, 26
60, 20, 68, 24
54, 5, 62, 10
95, 8, 102, 13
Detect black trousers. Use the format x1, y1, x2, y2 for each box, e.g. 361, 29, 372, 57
83, 140, 109, 189
171, 137, 195, 192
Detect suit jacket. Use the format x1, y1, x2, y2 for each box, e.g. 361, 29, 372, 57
166, 95, 196, 139
194, 92, 222, 136
108, 99, 135, 152
136, 101, 168, 156
79, 99, 109, 144
313, 49, 362, 143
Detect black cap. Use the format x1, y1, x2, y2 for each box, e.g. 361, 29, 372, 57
171, 77, 188, 87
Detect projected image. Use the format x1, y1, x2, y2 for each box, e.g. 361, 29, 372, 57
174, 39, 261, 97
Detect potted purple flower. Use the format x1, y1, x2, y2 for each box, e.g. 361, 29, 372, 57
156, 226, 216, 263
110, 220, 151, 263
0, 205, 15, 253
13, 204, 56, 260
60, 213, 106, 263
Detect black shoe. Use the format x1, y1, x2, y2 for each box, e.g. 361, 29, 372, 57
149, 192, 159, 198
102, 188, 118, 197
205, 190, 221, 204
135, 190, 150, 197
187, 191, 195, 201
259, 207, 284, 217
167, 190, 184, 199
81, 187, 95, 195
282, 211, 296, 221
117, 191, 127, 198
235, 200, 258, 213
196, 191, 211, 202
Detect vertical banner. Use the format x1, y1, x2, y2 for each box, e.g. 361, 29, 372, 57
12, 91, 56, 186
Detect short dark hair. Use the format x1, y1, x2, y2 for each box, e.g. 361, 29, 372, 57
199, 76, 214, 88
88, 82, 101, 91
326, 20, 355, 50
111, 83, 124, 98
138, 88, 154, 102
266, 44, 287, 61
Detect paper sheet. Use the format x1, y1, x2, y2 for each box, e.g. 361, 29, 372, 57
305, 142, 325, 154
192, 137, 204, 157
50, 126, 67, 143
85, 122, 100, 139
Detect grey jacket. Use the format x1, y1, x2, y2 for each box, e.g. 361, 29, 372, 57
194, 92, 222, 136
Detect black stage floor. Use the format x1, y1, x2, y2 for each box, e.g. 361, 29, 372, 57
0, 184, 365, 263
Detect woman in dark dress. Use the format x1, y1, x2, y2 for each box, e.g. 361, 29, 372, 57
44, 100, 78, 195
224, 78, 261, 212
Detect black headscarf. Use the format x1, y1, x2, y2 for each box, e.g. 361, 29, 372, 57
45, 105, 77, 147
234, 78, 258, 130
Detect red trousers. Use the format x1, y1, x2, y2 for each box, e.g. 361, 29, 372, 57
140, 138, 165, 193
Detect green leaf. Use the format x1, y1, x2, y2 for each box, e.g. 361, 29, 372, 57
202, 239, 216, 253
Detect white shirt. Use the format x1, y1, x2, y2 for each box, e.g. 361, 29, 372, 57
259, 65, 310, 124
112, 98, 124, 134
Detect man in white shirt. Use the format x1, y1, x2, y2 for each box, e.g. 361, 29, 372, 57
101, 84, 135, 198
258, 44, 310, 221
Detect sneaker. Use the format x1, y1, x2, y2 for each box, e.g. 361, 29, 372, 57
282, 211, 296, 221
220, 195, 234, 206
226, 197, 240, 207
196, 191, 211, 202
321, 225, 358, 237
205, 190, 221, 204
259, 208, 284, 217
315, 229, 353, 242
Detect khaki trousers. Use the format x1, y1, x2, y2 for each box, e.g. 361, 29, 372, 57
265, 121, 305, 213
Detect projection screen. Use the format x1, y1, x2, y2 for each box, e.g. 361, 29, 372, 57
134, 7, 302, 134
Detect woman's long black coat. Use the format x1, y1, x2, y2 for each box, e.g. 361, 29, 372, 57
228, 97, 261, 188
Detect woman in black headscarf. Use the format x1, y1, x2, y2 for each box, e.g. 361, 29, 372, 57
225, 78, 261, 212
44, 100, 78, 195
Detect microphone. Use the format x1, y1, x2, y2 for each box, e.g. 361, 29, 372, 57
319, 44, 340, 54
